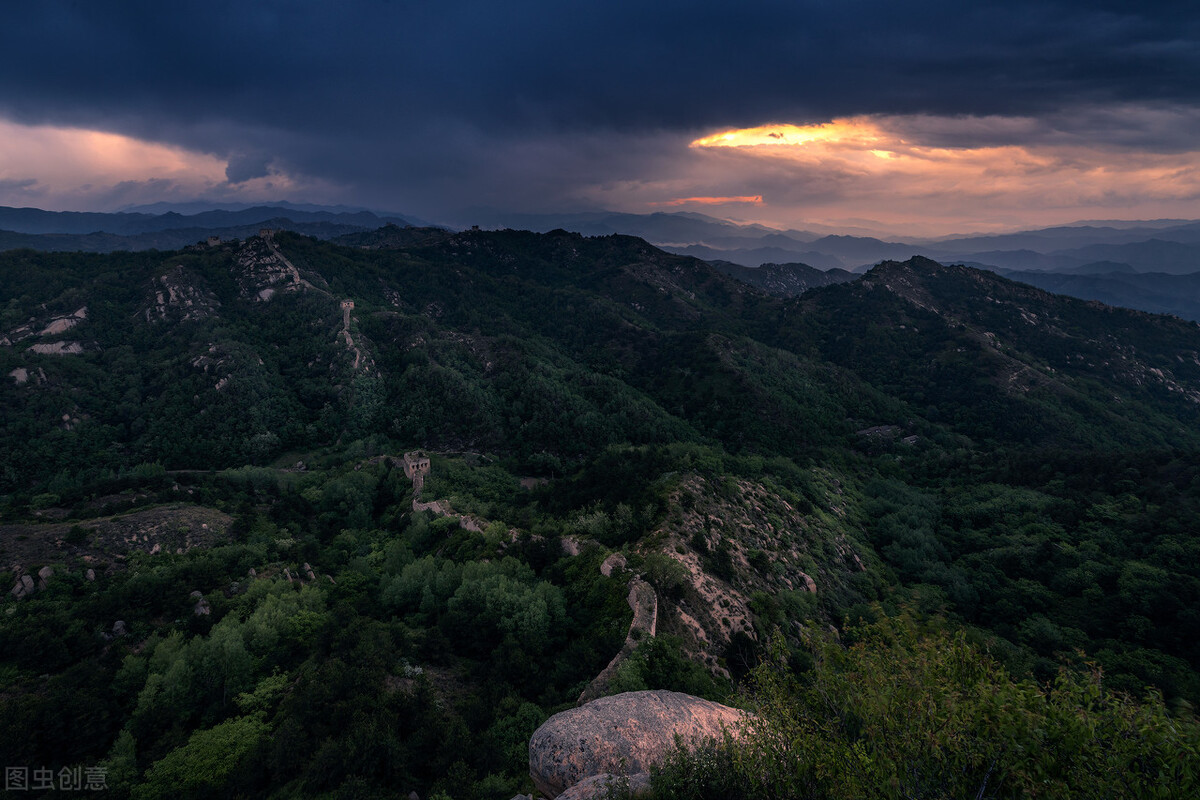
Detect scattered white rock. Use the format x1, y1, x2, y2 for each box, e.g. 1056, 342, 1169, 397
39, 308, 87, 336
190, 590, 211, 616
797, 571, 817, 593
10, 574, 35, 599
30, 341, 83, 355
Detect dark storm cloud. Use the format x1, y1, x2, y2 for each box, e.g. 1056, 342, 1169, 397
225, 152, 272, 184
1, 0, 1197, 214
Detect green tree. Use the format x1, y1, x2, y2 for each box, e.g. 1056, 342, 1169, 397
134, 714, 267, 800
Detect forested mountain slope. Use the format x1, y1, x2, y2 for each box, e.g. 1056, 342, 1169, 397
2, 230, 1199, 798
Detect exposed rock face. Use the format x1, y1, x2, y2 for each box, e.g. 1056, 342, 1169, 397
557, 772, 652, 800
40, 307, 87, 335
232, 234, 325, 301
144, 265, 220, 323
645, 472, 867, 678
3, 308, 87, 347
29, 341, 84, 355
529, 690, 745, 799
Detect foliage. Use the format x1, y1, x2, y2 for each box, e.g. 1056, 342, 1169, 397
651, 612, 1200, 799
5, 232, 1200, 798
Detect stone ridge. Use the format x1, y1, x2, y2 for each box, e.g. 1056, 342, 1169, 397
528, 689, 746, 799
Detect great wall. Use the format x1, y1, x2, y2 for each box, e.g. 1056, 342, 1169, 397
399, 451, 660, 705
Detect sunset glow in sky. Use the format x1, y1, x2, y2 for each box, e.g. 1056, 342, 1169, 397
672, 112, 1200, 233
0, 2, 1197, 235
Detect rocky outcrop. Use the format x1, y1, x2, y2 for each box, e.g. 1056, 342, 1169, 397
233, 233, 325, 302
529, 690, 746, 799
29, 341, 84, 355
144, 265, 220, 323
10, 567, 54, 598
190, 590, 211, 616
3, 307, 86, 347
10, 574, 35, 599
40, 307, 87, 335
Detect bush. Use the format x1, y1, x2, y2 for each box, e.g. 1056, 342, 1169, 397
651, 610, 1200, 799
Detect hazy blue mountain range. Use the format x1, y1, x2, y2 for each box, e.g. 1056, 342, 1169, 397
0, 218, 390, 253
463, 209, 1200, 276
997, 269, 1200, 322
0, 204, 413, 237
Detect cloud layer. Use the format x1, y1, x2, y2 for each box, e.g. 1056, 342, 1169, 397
0, 1, 1197, 230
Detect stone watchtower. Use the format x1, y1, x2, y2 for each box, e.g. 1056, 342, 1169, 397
403, 452, 431, 481
341, 299, 354, 330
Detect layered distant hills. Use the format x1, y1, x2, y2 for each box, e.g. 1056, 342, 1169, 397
2, 202, 1200, 317
0, 204, 417, 253
465, 210, 1200, 320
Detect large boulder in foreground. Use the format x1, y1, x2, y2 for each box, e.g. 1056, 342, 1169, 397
529, 690, 746, 799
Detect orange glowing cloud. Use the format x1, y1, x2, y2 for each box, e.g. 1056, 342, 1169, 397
652, 195, 763, 207
0, 120, 226, 188
678, 113, 1200, 232
690, 119, 886, 150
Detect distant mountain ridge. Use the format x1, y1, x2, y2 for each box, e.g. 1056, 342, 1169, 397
0, 204, 415, 242
2, 203, 1199, 319
708, 260, 856, 296
0, 218, 388, 253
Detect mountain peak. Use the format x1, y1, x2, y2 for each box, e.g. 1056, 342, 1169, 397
866, 255, 946, 275
859, 256, 953, 309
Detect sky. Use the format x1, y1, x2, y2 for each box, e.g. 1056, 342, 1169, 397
0, 1, 1198, 236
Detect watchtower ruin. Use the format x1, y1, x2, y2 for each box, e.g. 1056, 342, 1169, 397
403, 452, 431, 481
